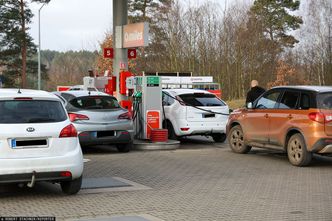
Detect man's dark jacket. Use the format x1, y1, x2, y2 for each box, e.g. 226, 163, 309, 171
246, 86, 266, 104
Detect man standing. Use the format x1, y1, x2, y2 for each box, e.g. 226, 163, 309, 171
246, 80, 265, 104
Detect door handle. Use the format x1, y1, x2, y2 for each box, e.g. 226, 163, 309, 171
264, 114, 269, 118
288, 114, 293, 119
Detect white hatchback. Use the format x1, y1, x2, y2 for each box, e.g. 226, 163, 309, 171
162, 89, 229, 142
0, 89, 83, 194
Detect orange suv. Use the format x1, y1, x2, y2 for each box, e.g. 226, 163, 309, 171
227, 86, 332, 166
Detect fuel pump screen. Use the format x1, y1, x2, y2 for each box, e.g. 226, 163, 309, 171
147, 76, 160, 87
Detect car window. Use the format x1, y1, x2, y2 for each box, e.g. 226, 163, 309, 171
162, 92, 174, 106
299, 93, 310, 110
61, 93, 76, 101
317, 93, 332, 110
256, 91, 281, 109
69, 96, 120, 110
279, 91, 300, 109
179, 93, 226, 107
0, 100, 67, 124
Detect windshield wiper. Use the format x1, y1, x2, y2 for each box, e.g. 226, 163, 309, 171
28, 118, 56, 123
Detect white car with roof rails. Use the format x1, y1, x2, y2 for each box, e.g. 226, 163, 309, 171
162, 89, 229, 142
0, 89, 83, 195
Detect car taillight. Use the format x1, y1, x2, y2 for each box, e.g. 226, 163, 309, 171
59, 124, 78, 138
118, 112, 132, 120
14, 97, 33, 100
180, 128, 190, 131
68, 113, 89, 122
308, 112, 325, 124
60, 171, 72, 177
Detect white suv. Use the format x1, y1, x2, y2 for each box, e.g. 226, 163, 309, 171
162, 89, 229, 142
0, 89, 83, 194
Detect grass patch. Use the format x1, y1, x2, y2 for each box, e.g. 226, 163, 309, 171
225, 99, 245, 110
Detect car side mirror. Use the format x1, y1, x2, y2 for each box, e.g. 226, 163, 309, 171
246, 102, 253, 109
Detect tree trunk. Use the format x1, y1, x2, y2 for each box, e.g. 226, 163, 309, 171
20, 0, 27, 88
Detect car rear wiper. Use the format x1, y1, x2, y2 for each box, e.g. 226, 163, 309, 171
28, 118, 57, 123
85, 105, 103, 109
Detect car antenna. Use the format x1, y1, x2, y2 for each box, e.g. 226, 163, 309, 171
18, 88, 22, 94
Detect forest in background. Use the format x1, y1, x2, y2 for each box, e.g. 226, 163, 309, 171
1, 0, 331, 100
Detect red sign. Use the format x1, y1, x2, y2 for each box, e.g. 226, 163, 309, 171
57, 86, 70, 91
128, 49, 137, 59
146, 111, 160, 139
103, 48, 114, 59
120, 62, 126, 69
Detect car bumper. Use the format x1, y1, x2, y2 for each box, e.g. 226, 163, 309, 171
0, 144, 83, 182
78, 130, 134, 145
0, 172, 73, 184
312, 138, 332, 154
173, 119, 227, 136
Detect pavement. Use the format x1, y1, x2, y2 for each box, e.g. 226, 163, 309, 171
1, 137, 332, 221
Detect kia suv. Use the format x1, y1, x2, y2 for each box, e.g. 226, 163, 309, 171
227, 86, 332, 166
163, 89, 229, 142
0, 89, 84, 194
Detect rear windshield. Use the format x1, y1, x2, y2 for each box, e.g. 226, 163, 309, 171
179, 93, 226, 107
69, 96, 120, 110
0, 100, 67, 124
317, 93, 332, 110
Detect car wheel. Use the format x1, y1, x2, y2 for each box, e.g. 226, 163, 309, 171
116, 142, 132, 153
167, 122, 178, 140
287, 133, 312, 167
228, 125, 251, 154
60, 176, 82, 195
212, 133, 226, 143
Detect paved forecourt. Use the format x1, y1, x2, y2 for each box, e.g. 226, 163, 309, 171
0, 137, 332, 221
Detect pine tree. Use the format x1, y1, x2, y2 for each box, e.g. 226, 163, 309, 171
127, 0, 173, 73
250, 0, 303, 48
0, 0, 48, 88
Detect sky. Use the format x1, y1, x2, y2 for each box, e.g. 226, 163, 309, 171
29, 0, 113, 52
28, 0, 224, 52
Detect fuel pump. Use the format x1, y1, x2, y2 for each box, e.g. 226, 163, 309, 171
131, 76, 163, 140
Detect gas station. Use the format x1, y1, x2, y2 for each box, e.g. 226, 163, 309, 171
55, 0, 224, 148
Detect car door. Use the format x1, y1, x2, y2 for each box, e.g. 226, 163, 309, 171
243, 90, 282, 144
162, 91, 175, 121
268, 90, 300, 147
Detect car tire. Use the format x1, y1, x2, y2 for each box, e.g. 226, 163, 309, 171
228, 125, 251, 154
167, 122, 178, 140
60, 176, 82, 195
287, 133, 312, 167
116, 142, 132, 153
212, 133, 226, 143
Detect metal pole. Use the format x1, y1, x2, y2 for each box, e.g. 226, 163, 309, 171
113, 0, 128, 102
38, 3, 45, 90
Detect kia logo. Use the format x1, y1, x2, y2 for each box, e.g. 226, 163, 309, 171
26, 127, 35, 132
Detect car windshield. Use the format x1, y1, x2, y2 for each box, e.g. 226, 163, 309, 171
317, 93, 332, 110
179, 93, 225, 107
69, 96, 120, 110
0, 100, 67, 124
